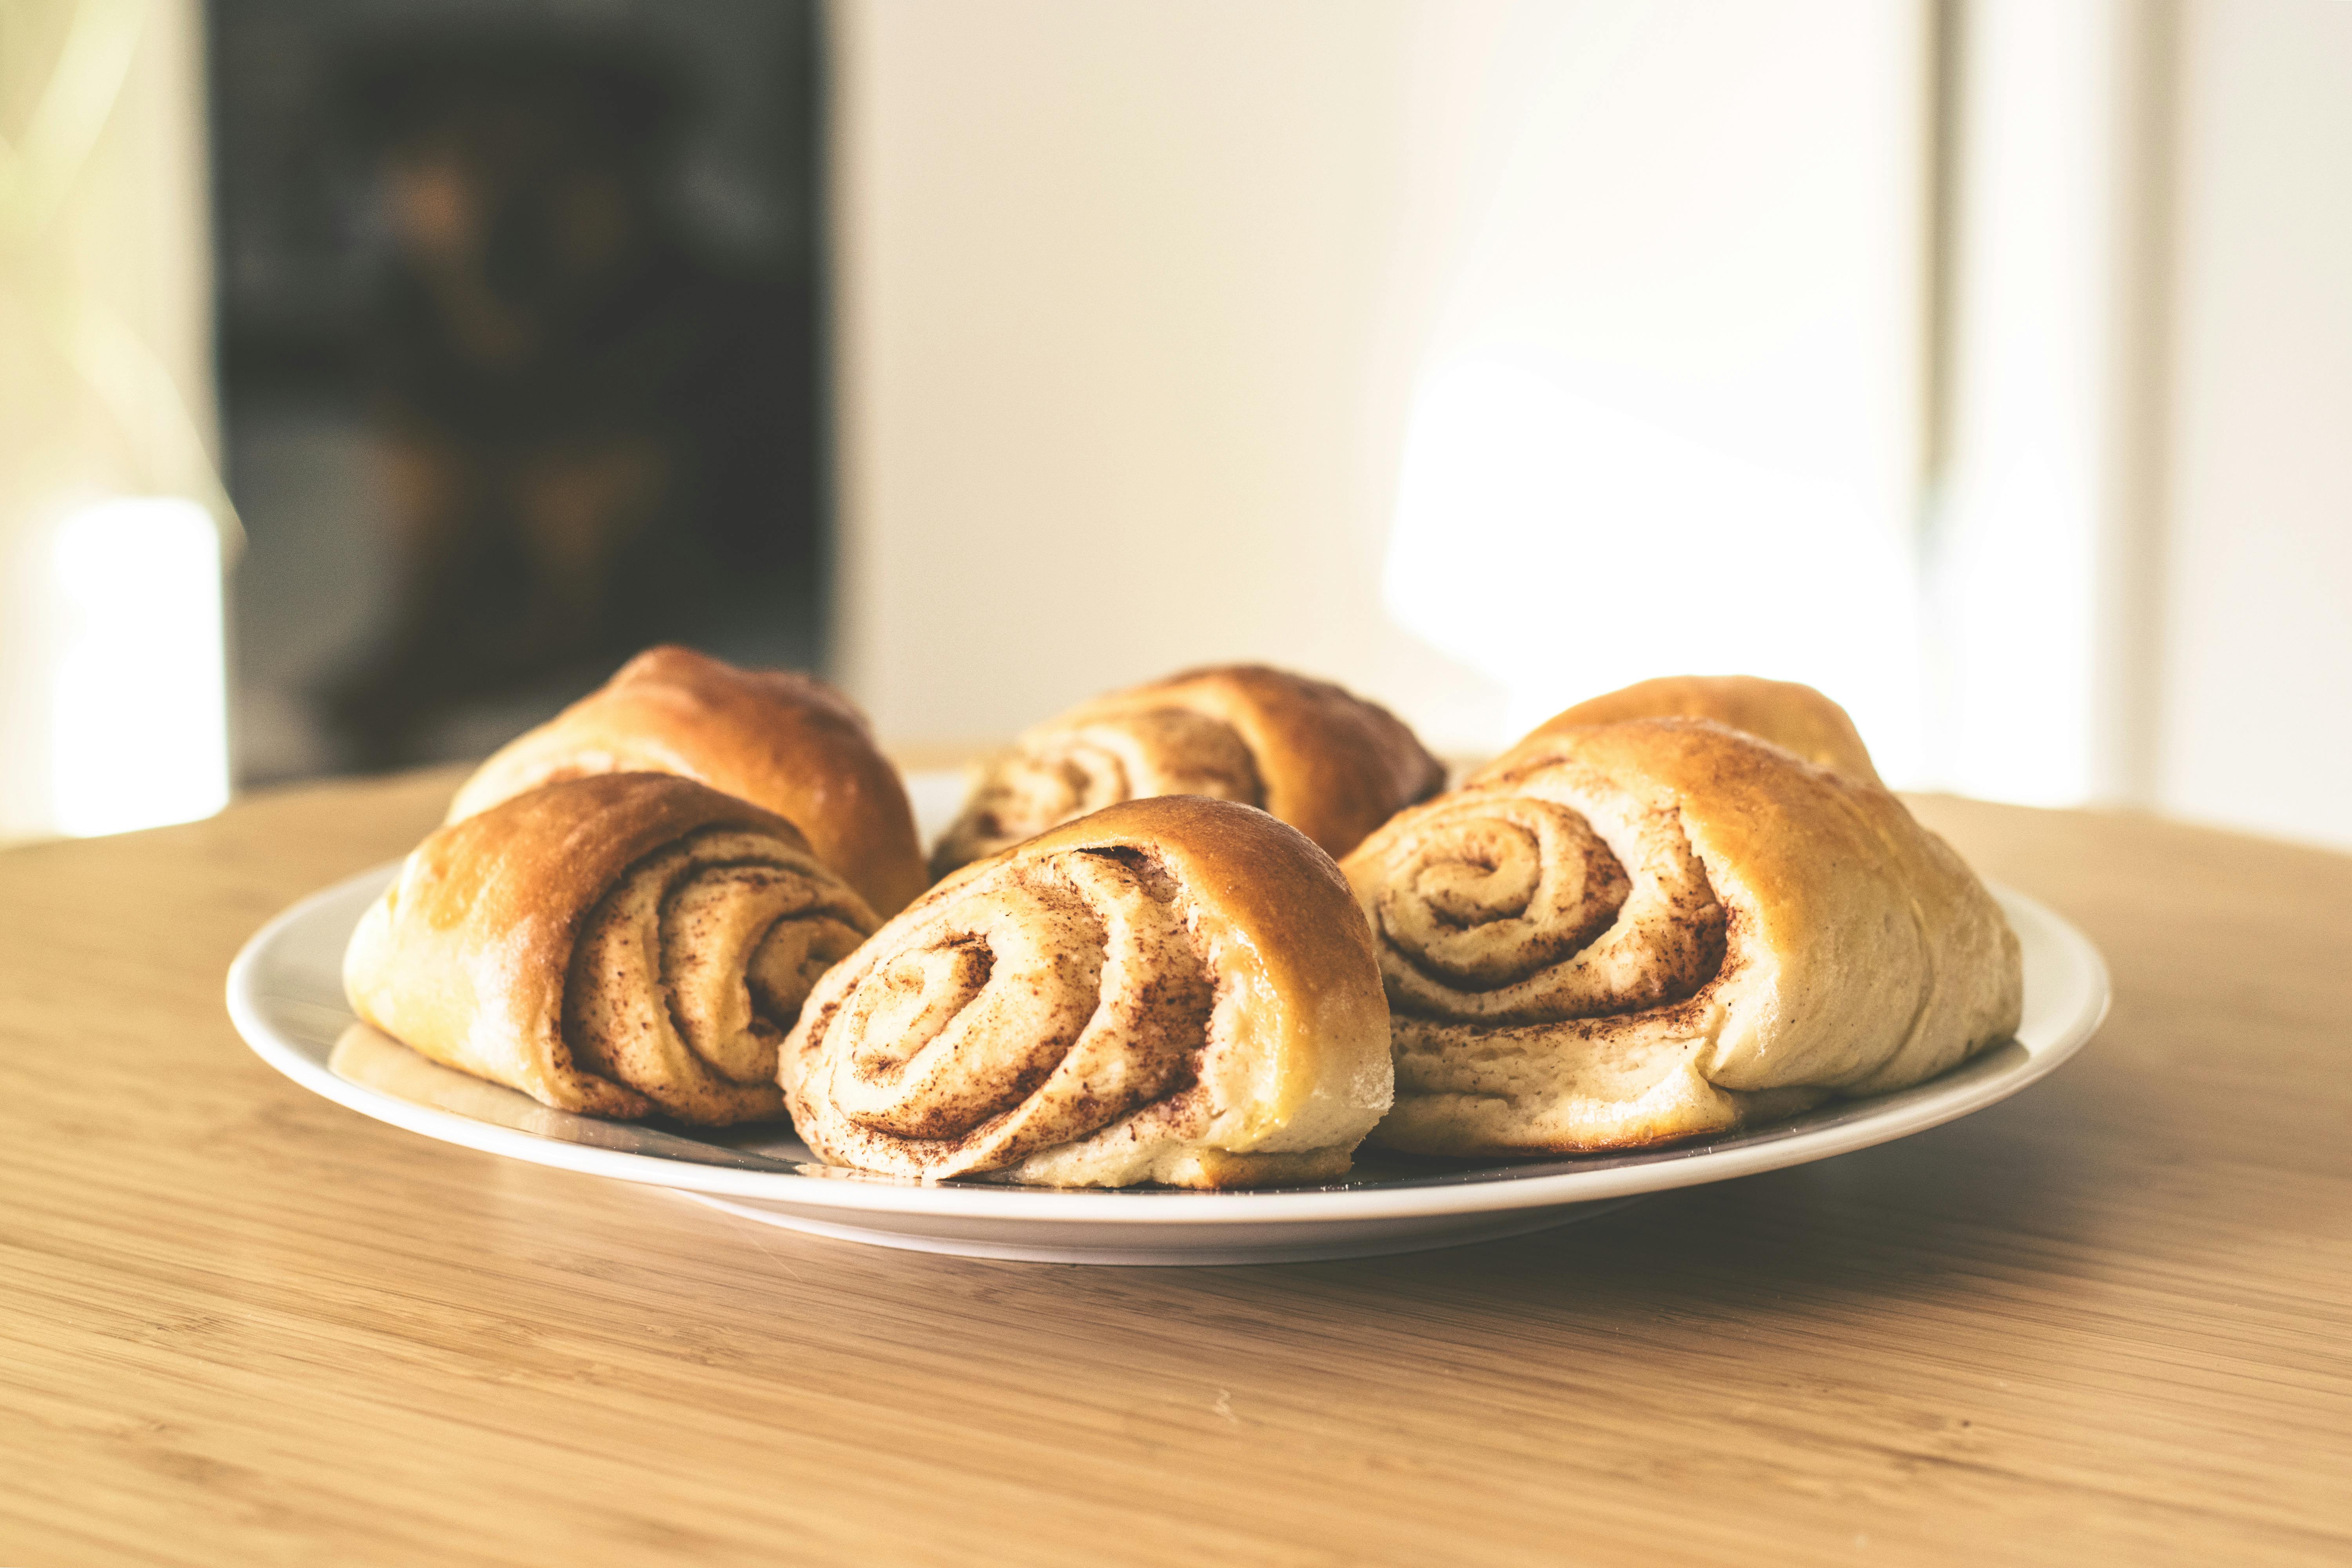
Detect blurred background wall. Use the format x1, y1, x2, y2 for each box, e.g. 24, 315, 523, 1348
831, 0, 1929, 768
2155, 0, 2352, 851
832, 0, 2352, 848
0, 0, 2346, 849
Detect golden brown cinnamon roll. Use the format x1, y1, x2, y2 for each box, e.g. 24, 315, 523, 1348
930, 663, 1444, 878
783, 795, 1394, 1188
448, 645, 927, 918
1526, 673, 1882, 786
347, 773, 878, 1125
1341, 717, 2020, 1156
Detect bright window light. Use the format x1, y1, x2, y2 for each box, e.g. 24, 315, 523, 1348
1368, 5, 1931, 779
1925, 0, 2129, 806
49, 497, 230, 837
1384, 355, 1927, 780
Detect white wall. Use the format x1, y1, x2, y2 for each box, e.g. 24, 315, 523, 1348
829, 0, 2352, 849
1381, 2, 1933, 768
2157, 0, 2352, 850
829, 0, 1933, 760
1927, 0, 2171, 809
830, 0, 1490, 749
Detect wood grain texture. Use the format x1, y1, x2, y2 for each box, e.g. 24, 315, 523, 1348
1, 770, 2348, 1566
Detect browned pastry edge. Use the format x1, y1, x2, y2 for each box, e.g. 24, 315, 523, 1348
1522, 674, 1883, 786
1039, 663, 1446, 859
446, 645, 927, 918
965, 793, 1391, 1049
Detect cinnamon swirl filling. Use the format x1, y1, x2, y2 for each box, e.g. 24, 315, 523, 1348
788, 795, 1396, 1189
343, 772, 887, 1127
1343, 761, 1764, 1154
1343, 716, 2024, 1156
565, 829, 875, 1123
931, 708, 1262, 876
785, 847, 1220, 1180
1368, 793, 1724, 1025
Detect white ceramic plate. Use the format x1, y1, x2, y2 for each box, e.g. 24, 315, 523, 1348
225, 774, 2108, 1266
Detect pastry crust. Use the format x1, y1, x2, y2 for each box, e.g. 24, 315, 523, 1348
784, 795, 1394, 1188
447, 645, 927, 918
347, 772, 878, 1124
1528, 674, 1883, 786
931, 663, 1444, 877
1341, 717, 2020, 1156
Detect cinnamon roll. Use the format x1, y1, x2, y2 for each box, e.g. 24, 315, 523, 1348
930, 663, 1445, 878
448, 645, 927, 917
783, 795, 1394, 1188
1341, 717, 2020, 1156
347, 773, 878, 1125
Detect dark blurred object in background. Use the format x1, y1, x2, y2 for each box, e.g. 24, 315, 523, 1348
324, 29, 814, 764
211, 0, 827, 779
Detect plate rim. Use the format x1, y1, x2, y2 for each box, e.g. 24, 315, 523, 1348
226, 862, 2108, 1227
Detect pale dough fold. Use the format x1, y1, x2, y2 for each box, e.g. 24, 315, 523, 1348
446, 644, 927, 918
1523, 673, 1884, 786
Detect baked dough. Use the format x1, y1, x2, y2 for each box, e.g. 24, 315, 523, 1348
783, 795, 1394, 1187
1526, 674, 1883, 785
1341, 717, 2020, 1156
447, 645, 926, 917
347, 772, 878, 1124
929, 663, 1445, 878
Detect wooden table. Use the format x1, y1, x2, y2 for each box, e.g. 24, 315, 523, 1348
2, 769, 2347, 1566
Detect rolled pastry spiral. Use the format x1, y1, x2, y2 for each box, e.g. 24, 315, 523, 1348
447, 644, 927, 918
347, 773, 878, 1124
784, 795, 1394, 1188
1342, 717, 2021, 1156
930, 664, 1445, 879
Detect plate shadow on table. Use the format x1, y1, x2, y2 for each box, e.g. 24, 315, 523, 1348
809, 1027, 2205, 1343
1298, 1044, 2127, 1295
640, 1054, 2123, 1340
